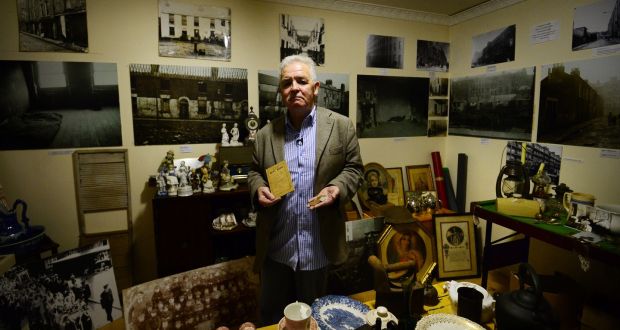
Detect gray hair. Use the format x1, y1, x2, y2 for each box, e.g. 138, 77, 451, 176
279, 55, 317, 82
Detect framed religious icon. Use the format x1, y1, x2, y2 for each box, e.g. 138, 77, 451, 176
385, 167, 405, 206
406, 164, 434, 192
358, 162, 393, 210
433, 213, 479, 279
377, 222, 436, 286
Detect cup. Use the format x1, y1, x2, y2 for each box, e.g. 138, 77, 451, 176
283, 301, 312, 330
563, 192, 595, 218
457, 287, 483, 324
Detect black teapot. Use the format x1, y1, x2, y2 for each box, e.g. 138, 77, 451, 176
495, 263, 559, 330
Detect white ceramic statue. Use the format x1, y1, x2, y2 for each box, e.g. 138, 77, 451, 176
221, 123, 230, 146
230, 123, 241, 146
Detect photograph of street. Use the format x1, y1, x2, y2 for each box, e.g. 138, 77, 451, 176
572, 0, 620, 51
280, 14, 325, 65
538, 56, 620, 149
17, 0, 89, 52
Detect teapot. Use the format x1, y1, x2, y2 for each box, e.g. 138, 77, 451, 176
495, 263, 558, 330
0, 199, 30, 245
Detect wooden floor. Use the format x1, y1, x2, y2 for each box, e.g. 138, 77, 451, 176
50, 107, 122, 148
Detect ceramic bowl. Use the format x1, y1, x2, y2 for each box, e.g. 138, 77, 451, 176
444, 281, 495, 323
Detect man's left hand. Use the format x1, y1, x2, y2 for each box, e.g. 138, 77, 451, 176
308, 185, 339, 209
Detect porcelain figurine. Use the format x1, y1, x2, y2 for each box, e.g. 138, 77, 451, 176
159, 150, 175, 173
176, 161, 193, 197
166, 170, 179, 197
230, 123, 242, 146
242, 211, 257, 227
221, 123, 230, 146
156, 171, 168, 197
218, 161, 238, 191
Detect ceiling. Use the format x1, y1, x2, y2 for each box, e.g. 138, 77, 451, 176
266, 0, 524, 25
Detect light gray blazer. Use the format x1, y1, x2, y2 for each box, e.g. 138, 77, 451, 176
247, 107, 363, 272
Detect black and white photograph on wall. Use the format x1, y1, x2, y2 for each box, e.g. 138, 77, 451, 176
506, 141, 563, 185
130, 64, 248, 146
356, 75, 429, 138
366, 35, 404, 69
538, 56, 620, 149
429, 76, 449, 97
428, 119, 448, 137
17, 0, 89, 52
428, 99, 448, 117
471, 24, 516, 68
0, 60, 121, 150
280, 14, 325, 65
0, 240, 121, 330
572, 0, 620, 51
450, 67, 535, 140
158, 0, 231, 60
258, 70, 349, 125
417, 40, 450, 72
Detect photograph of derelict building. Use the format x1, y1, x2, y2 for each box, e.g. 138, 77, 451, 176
17, 0, 88, 52
538, 56, 620, 149
130, 64, 248, 145
471, 25, 516, 68
450, 67, 535, 141
366, 35, 404, 69
572, 0, 620, 51
258, 70, 349, 125
158, 0, 231, 60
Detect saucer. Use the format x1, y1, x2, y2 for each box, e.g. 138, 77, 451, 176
278, 317, 318, 330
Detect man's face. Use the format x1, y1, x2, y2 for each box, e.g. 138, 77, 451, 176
280, 62, 320, 113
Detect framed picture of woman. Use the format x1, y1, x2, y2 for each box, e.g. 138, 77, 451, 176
386, 167, 405, 206
377, 222, 436, 286
358, 162, 393, 210
406, 164, 435, 192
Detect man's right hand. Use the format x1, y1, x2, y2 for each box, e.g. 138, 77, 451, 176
257, 186, 280, 207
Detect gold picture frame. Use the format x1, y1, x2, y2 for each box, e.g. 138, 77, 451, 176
385, 167, 405, 206
433, 213, 479, 280
406, 164, 435, 192
358, 162, 393, 210
377, 222, 436, 285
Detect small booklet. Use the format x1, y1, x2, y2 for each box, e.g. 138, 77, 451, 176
266, 160, 294, 198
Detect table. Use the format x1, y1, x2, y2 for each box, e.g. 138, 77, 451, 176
258, 281, 494, 329
471, 200, 620, 288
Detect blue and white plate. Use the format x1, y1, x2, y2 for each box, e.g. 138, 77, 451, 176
311, 295, 370, 330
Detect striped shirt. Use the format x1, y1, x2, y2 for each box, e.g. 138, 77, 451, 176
268, 106, 328, 271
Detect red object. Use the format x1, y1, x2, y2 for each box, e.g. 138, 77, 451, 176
431, 151, 448, 207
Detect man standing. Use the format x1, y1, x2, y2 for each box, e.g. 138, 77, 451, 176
248, 54, 363, 324
100, 284, 114, 322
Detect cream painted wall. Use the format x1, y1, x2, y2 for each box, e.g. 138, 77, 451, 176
448, 0, 620, 296
0, 0, 448, 283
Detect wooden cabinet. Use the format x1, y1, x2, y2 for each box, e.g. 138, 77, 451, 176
152, 185, 255, 277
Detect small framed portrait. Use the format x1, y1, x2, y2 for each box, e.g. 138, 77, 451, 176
433, 213, 479, 280
377, 222, 436, 285
358, 162, 393, 210
406, 164, 435, 192
385, 167, 405, 206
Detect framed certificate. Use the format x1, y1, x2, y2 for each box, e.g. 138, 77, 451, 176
433, 213, 479, 279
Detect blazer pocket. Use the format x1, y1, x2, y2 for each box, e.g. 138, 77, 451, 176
329, 145, 344, 154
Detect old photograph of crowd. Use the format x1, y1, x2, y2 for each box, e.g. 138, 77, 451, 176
0, 240, 121, 329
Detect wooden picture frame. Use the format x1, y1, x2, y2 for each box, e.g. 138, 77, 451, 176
377, 222, 436, 285
406, 164, 434, 192
385, 167, 405, 206
433, 213, 479, 280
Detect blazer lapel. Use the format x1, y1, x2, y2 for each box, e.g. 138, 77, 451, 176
270, 116, 286, 163
315, 107, 334, 168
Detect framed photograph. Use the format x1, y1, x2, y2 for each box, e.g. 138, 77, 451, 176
433, 213, 479, 279
358, 162, 393, 210
377, 222, 436, 286
406, 164, 434, 192
386, 167, 405, 206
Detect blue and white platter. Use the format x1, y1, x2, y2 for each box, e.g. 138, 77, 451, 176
311, 295, 370, 330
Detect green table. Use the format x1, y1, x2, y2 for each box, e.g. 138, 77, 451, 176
471, 200, 620, 288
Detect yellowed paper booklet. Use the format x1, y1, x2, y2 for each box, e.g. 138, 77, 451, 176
266, 160, 294, 198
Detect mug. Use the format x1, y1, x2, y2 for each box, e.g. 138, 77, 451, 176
457, 287, 483, 324
563, 192, 595, 218
283, 301, 312, 330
